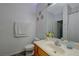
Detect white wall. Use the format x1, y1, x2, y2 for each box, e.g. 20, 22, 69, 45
63, 4, 69, 40
36, 4, 48, 39
69, 12, 79, 42
36, 3, 48, 14
0, 3, 36, 55
36, 6, 55, 39
66, 4, 79, 42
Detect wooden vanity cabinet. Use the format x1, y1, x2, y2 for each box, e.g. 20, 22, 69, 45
34, 44, 48, 56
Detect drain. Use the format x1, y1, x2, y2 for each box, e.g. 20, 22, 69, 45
54, 51, 56, 53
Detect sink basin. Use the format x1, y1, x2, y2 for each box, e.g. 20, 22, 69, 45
45, 42, 65, 55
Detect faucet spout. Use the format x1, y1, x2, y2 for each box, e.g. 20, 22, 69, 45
55, 40, 61, 46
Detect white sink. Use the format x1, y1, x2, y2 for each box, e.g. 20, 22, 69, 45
45, 41, 65, 55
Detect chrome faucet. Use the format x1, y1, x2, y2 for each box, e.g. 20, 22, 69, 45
54, 40, 61, 46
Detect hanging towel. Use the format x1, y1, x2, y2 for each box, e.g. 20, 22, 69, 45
14, 21, 32, 38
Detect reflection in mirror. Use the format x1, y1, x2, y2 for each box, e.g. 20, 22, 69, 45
36, 3, 79, 42
46, 3, 65, 39
57, 20, 63, 39
46, 3, 79, 42
36, 3, 66, 40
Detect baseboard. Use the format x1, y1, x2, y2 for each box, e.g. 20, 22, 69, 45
9, 49, 25, 56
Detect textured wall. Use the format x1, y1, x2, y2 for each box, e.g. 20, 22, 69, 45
0, 3, 36, 55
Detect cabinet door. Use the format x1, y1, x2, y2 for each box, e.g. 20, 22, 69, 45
34, 44, 38, 56
34, 44, 48, 56
37, 47, 48, 56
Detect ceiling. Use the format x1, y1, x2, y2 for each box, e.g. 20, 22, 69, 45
69, 3, 79, 9
47, 3, 79, 16
47, 3, 65, 16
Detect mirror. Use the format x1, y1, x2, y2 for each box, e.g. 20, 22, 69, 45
43, 3, 66, 39
36, 3, 67, 40
36, 3, 79, 42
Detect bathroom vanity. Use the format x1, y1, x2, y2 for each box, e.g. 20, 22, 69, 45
34, 38, 79, 56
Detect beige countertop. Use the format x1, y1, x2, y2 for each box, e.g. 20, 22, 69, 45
34, 38, 79, 56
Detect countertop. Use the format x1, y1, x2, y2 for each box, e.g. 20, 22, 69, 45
34, 38, 79, 56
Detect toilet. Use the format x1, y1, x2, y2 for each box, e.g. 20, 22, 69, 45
25, 37, 40, 56
25, 44, 34, 56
